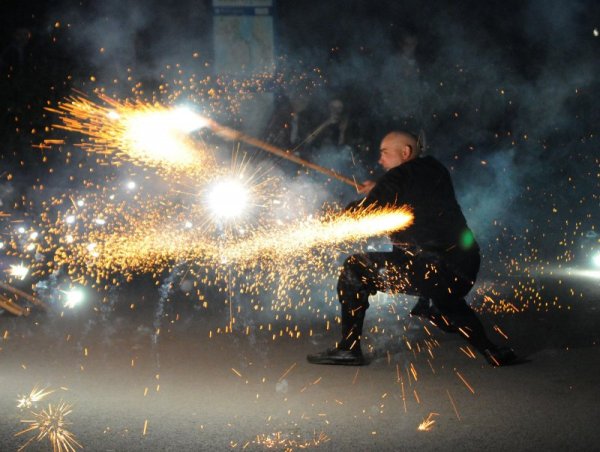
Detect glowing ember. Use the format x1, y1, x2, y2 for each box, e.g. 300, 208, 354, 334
418, 412, 439, 431
9, 264, 29, 280
47, 95, 214, 177
62, 288, 85, 309
16, 402, 82, 451
17, 386, 56, 410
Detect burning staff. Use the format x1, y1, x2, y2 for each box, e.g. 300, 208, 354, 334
0, 281, 48, 311
203, 117, 365, 191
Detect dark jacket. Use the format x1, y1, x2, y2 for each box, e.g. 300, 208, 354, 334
359, 156, 478, 254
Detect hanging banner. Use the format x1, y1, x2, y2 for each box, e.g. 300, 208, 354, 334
212, 0, 275, 74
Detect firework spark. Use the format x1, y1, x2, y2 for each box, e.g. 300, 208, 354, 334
16, 402, 82, 452
46, 94, 214, 177
50, 204, 412, 278
9, 263, 29, 280
17, 386, 56, 410
239, 430, 330, 450
61, 288, 85, 309
206, 178, 250, 220
418, 412, 439, 431
218, 205, 414, 264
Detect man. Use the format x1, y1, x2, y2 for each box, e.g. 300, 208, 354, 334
307, 131, 516, 367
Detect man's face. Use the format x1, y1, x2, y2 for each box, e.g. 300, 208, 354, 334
378, 136, 409, 171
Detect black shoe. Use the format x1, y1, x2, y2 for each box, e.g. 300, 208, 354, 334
307, 347, 366, 366
484, 346, 517, 367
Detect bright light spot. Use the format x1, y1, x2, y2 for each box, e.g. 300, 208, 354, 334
594, 28, 599, 37
65, 235, 74, 244
86, 243, 99, 257
26, 243, 35, 251
29, 232, 38, 240
63, 288, 85, 309
9, 264, 29, 280
94, 218, 106, 225
592, 251, 600, 268
207, 179, 250, 220
107, 110, 121, 120
185, 221, 193, 229
126, 180, 136, 190
121, 107, 206, 167
66, 215, 76, 224
172, 106, 208, 132
17, 227, 26, 234
76, 199, 85, 207
0, 241, 4, 249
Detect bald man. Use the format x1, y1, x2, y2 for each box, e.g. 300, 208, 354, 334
307, 131, 516, 367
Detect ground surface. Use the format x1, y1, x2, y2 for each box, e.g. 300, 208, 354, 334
0, 275, 599, 451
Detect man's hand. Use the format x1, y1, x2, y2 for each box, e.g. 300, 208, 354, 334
358, 180, 375, 195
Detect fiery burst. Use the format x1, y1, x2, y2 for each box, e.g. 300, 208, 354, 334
417, 412, 439, 431
49, 204, 412, 279
46, 93, 215, 178
16, 402, 82, 452
238, 430, 330, 450
8, 263, 30, 280
219, 205, 414, 264
17, 386, 56, 410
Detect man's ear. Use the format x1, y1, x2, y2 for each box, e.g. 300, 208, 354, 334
402, 145, 413, 160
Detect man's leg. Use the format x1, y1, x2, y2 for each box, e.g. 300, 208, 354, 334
431, 296, 495, 351
307, 252, 389, 366
412, 251, 517, 366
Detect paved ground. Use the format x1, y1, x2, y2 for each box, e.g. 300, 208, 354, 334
0, 274, 599, 451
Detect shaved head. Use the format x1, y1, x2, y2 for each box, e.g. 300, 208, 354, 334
378, 131, 421, 170
383, 131, 420, 157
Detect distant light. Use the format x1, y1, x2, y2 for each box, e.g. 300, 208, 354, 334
63, 288, 85, 309
94, 218, 106, 225
185, 221, 193, 229
0, 242, 4, 249
65, 235, 74, 244
107, 110, 121, 120
594, 28, 599, 37
126, 180, 136, 190
17, 227, 26, 234
76, 199, 85, 207
29, 232, 38, 240
25, 243, 35, 251
66, 215, 76, 224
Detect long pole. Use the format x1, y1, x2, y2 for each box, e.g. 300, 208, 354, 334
205, 119, 364, 191
0, 281, 48, 310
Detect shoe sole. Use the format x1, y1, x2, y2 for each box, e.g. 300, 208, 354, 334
306, 356, 367, 366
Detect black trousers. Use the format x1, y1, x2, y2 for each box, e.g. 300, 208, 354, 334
337, 246, 495, 353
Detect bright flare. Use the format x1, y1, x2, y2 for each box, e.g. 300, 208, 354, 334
592, 251, 600, 268
9, 263, 29, 280
220, 206, 414, 263
121, 108, 202, 167
207, 179, 250, 220
47, 95, 213, 176
17, 386, 56, 410
62, 288, 85, 309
